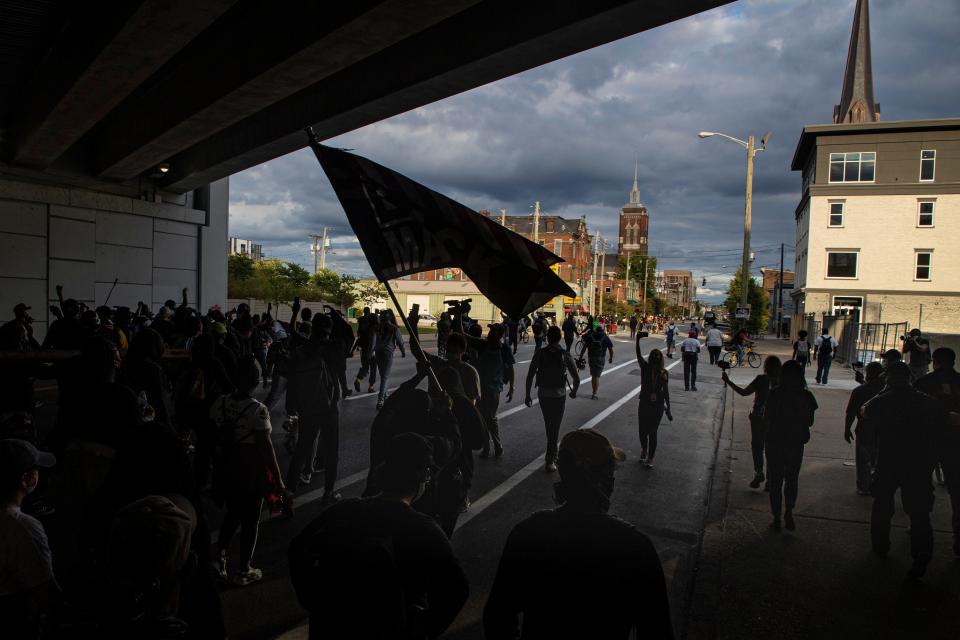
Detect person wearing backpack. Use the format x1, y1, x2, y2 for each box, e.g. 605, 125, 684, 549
289, 432, 469, 640
664, 322, 677, 359
763, 360, 818, 532
285, 315, 342, 509
561, 312, 577, 353
209, 355, 287, 586
792, 330, 811, 373
813, 328, 839, 385
525, 326, 580, 472
723, 356, 782, 490
581, 324, 614, 400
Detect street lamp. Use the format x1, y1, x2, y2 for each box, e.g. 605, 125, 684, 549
698, 130, 770, 324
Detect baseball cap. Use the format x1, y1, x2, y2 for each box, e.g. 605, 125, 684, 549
558, 429, 626, 473
13, 303, 31, 315
0, 439, 56, 476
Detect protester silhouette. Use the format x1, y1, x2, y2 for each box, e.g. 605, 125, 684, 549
723, 355, 782, 489
635, 333, 672, 468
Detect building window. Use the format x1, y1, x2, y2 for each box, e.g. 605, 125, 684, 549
554, 240, 563, 256
920, 150, 936, 181
915, 251, 932, 281
829, 202, 844, 227
826, 251, 858, 278
829, 152, 875, 183
918, 201, 935, 227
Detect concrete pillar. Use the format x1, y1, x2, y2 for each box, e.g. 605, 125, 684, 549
199, 177, 229, 312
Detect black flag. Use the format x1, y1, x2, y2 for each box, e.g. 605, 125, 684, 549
308, 134, 575, 319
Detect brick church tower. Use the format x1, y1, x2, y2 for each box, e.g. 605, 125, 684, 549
617, 162, 648, 258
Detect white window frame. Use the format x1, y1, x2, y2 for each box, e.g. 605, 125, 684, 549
825, 250, 859, 279
915, 250, 932, 282
917, 200, 935, 227
831, 296, 864, 317
828, 201, 844, 227
920, 150, 936, 182
828, 151, 876, 184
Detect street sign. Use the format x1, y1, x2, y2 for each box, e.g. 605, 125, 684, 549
735, 305, 751, 319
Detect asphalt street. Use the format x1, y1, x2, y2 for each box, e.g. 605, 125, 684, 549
216, 333, 727, 639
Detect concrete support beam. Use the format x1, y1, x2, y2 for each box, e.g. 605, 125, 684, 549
9, 0, 236, 169
92, 0, 479, 181
161, 0, 731, 192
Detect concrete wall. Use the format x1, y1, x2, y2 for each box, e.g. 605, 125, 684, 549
0, 176, 226, 340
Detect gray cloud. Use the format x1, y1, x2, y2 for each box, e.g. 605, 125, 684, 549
229, 0, 960, 300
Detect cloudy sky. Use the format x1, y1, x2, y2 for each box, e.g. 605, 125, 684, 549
228, 0, 960, 303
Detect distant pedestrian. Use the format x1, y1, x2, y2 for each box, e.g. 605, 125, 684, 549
914, 348, 960, 558
525, 326, 580, 472
664, 322, 677, 359
844, 361, 884, 495
374, 310, 406, 410
581, 324, 614, 400
472, 324, 515, 459
863, 362, 943, 578
723, 356, 782, 489
705, 324, 724, 365
532, 313, 548, 351
635, 333, 672, 468
484, 429, 673, 640
792, 330, 811, 372
290, 433, 469, 639
763, 360, 818, 532
629, 313, 638, 339
561, 312, 577, 353
813, 329, 838, 385
688, 321, 700, 338
353, 308, 378, 393
680, 331, 700, 391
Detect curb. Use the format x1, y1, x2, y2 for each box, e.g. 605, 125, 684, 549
682, 384, 733, 640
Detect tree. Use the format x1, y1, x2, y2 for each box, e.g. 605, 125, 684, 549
617, 254, 657, 302
310, 269, 358, 307
724, 267, 771, 334
228, 254, 255, 282
355, 280, 388, 308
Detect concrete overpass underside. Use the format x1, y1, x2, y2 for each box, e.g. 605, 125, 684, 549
0, 0, 730, 334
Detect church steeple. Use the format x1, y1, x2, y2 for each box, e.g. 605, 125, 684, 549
629, 161, 641, 205
833, 0, 880, 124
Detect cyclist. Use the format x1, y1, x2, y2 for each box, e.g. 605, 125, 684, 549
732, 326, 748, 365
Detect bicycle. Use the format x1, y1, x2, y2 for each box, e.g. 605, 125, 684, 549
722, 342, 761, 368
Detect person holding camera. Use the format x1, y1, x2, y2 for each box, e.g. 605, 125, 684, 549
902, 328, 931, 380
723, 355, 782, 490
635, 332, 672, 468
525, 326, 580, 472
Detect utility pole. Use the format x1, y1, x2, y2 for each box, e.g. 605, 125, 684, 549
777, 242, 785, 338
309, 233, 323, 274
591, 233, 600, 315
500, 207, 506, 226
740, 134, 756, 325
642, 256, 648, 318
532, 200, 541, 244
598, 237, 607, 316
319, 226, 329, 270
624, 251, 632, 308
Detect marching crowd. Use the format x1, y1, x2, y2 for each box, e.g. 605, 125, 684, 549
2, 286, 958, 639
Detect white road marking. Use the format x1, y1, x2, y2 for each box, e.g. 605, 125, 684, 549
456, 359, 680, 530
260, 357, 654, 522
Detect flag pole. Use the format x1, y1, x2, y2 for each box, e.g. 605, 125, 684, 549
382, 278, 442, 389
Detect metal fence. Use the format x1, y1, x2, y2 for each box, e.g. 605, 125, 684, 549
802, 314, 907, 364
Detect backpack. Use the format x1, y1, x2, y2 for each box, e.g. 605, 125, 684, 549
288, 346, 339, 413
215, 398, 260, 450
819, 336, 834, 358
666, 326, 676, 341
536, 346, 567, 390
289, 505, 413, 637
794, 341, 810, 363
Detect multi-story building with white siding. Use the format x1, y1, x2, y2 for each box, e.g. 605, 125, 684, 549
789, 0, 959, 333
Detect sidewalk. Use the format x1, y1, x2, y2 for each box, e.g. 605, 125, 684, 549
687, 338, 960, 640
